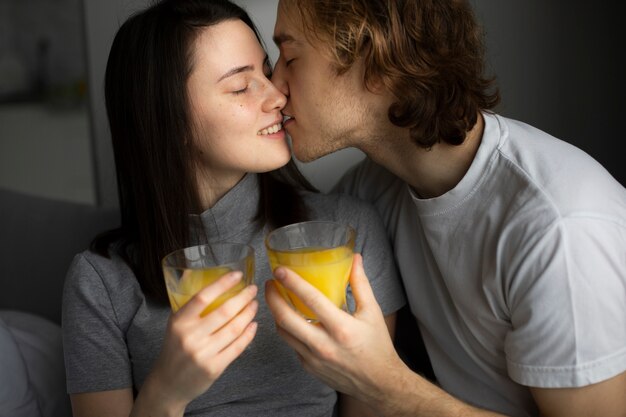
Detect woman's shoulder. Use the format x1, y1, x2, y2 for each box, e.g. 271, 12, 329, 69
302, 190, 376, 217
65, 246, 136, 293
333, 158, 403, 203
63, 246, 145, 327
70, 245, 127, 272
300, 190, 383, 234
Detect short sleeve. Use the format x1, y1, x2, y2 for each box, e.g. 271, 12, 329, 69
62, 253, 133, 393
505, 216, 626, 388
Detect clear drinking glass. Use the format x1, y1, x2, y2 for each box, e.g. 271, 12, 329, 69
265, 221, 356, 322
162, 243, 255, 316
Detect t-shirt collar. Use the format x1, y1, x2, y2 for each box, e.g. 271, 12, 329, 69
409, 112, 504, 216
195, 173, 261, 242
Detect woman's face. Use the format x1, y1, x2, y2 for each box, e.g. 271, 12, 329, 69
188, 19, 289, 199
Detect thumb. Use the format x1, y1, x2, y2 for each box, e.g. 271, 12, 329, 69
350, 253, 381, 317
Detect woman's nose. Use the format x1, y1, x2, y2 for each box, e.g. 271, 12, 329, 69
263, 79, 287, 112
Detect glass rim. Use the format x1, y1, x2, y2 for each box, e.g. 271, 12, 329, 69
161, 242, 254, 269
264, 220, 356, 252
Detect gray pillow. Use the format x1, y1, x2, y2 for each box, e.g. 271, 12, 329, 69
0, 310, 71, 417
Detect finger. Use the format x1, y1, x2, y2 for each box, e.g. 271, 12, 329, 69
206, 299, 259, 354
179, 271, 244, 318
273, 266, 350, 328
202, 321, 258, 379
275, 325, 338, 385
275, 325, 314, 359
265, 279, 327, 344
203, 284, 258, 334
349, 254, 381, 317
264, 278, 296, 319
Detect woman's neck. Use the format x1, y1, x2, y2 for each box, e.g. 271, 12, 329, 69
195, 171, 246, 210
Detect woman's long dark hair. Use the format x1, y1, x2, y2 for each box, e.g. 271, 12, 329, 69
93, 0, 315, 303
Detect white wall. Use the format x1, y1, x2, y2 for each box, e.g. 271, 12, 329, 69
83, 0, 624, 206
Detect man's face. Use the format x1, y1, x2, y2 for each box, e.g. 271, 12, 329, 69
271, 0, 373, 162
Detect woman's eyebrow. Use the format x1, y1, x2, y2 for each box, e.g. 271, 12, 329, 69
217, 65, 254, 83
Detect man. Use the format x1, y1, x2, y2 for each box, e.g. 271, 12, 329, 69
265, 1, 626, 416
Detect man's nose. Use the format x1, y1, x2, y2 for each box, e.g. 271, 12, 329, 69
271, 61, 289, 97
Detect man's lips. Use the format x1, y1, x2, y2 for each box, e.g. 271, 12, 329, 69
283, 115, 295, 127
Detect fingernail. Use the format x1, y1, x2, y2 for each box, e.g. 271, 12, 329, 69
229, 271, 243, 282
248, 285, 258, 296
274, 267, 286, 281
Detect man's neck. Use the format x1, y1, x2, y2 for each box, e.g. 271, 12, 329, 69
362, 113, 484, 199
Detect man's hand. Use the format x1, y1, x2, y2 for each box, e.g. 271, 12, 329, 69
265, 253, 409, 406
265, 254, 508, 417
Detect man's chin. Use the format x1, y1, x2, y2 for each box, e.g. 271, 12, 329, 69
289, 132, 339, 162
291, 146, 325, 163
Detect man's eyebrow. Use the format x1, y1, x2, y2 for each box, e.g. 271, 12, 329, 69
217, 65, 254, 83
273, 33, 295, 47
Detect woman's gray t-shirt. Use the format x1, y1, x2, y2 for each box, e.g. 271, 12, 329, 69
62, 173, 406, 417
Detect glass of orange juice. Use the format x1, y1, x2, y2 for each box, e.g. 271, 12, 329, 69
265, 221, 356, 322
162, 243, 255, 316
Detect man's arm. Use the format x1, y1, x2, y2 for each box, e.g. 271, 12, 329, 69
530, 372, 626, 417
265, 254, 508, 416
265, 254, 626, 417
338, 314, 398, 417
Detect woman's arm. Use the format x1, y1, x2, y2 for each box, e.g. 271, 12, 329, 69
70, 389, 134, 417
69, 271, 258, 417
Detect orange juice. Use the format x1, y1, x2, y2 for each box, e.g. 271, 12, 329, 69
267, 246, 353, 320
164, 267, 246, 316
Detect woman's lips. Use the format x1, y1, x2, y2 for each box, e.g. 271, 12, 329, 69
257, 121, 283, 136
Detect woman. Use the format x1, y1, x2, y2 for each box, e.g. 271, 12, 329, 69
62, 1, 406, 416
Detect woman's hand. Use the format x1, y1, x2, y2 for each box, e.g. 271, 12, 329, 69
144, 271, 258, 414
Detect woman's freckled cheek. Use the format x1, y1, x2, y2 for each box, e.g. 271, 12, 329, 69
231, 101, 247, 114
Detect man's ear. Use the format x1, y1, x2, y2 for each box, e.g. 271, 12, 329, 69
362, 70, 392, 97
367, 74, 388, 95
352, 55, 388, 96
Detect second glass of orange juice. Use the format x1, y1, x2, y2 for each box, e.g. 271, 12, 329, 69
162, 243, 255, 316
265, 221, 356, 322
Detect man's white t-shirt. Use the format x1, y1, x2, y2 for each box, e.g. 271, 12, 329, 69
335, 112, 626, 417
